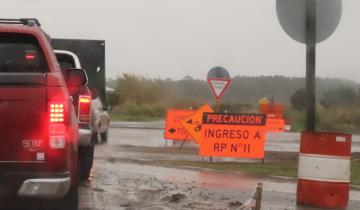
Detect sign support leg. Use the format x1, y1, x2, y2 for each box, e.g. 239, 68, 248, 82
255, 183, 263, 210
305, 0, 317, 131
209, 101, 222, 163
179, 140, 186, 150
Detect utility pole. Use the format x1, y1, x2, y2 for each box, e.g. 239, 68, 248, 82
305, 0, 316, 131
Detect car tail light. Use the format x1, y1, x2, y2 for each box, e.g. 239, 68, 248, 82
25, 53, 36, 60
48, 102, 66, 149
25, 50, 36, 60
49, 136, 66, 149
78, 95, 91, 124
49, 103, 64, 123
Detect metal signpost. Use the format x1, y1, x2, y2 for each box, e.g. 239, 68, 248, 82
277, 1, 349, 208
207, 67, 232, 162
305, 0, 317, 131
207, 66, 232, 112
276, 0, 342, 131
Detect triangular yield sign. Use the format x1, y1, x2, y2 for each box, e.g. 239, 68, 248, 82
207, 78, 231, 100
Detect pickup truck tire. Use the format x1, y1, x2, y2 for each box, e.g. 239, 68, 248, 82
92, 131, 99, 144
100, 130, 108, 143
79, 144, 94, 180
57, 186, 79, 210
42, 185, 79, 210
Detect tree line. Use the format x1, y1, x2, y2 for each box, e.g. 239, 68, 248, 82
108, 74, 360, 107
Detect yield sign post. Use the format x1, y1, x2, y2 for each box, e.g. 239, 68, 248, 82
276, 0, 342, 131
207, 66, 232, 102
207, 66, 231, 162
207, 79, 231, 101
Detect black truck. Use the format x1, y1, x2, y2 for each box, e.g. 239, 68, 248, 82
51, 39, 107, 107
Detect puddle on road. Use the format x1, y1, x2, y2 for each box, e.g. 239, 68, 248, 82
109, 127, 360, 152
88, 160, 314, 209
80, 127, 360, 209
80, 160, 260, 209
102, 161, 258, 195
82, 159, 360, 210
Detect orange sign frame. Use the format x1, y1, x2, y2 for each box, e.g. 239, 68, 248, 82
266, 118, 285, 133
259, 103, 284, 119
199, 113, 267, 159
164, 109, 195, 140
182, 106, 267, 159
181, 105, 214, 144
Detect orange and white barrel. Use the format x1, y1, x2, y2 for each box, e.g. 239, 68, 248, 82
297, 131, 351, 209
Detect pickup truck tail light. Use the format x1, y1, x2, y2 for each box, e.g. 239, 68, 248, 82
78, 95, 91, 124
49, 103, 64, 123
48, 102, 66, 149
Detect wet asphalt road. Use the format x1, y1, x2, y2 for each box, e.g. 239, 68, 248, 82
77, 123, 360, 210
109, 121, 360, 153
3, 122, 360, 209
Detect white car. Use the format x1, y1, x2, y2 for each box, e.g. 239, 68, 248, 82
90, 89, 110, 142
54, 50, 110, 180
54, 50, 109, 142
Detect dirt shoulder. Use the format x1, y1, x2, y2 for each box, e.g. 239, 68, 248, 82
97, 143, 360, 186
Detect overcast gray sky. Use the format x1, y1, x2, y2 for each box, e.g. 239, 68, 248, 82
3, 0, 360, 81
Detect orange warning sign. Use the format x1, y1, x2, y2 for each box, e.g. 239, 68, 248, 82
259, 103, 284, 119
181, 104, 214, 144
164, 109, 195, 140
199, 113, 267, 159
183, 110, 267, 159
266, 118, 285, 132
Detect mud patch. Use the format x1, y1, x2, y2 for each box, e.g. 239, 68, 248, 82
161, 193, 187, 203
228, 200, 243, 207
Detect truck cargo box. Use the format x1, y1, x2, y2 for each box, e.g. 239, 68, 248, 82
51, 39, 107, 107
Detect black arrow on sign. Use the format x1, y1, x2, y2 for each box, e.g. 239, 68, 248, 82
169, 128, 176, 134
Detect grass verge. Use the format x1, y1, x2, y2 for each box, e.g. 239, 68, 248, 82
151, 160, 298, 178
109, 112, 163, 122
352, 160, 360, 186
150, 155, 360, 186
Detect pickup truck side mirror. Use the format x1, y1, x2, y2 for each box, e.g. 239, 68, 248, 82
62, 68, 88, 87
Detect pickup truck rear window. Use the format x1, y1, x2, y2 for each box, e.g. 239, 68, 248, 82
56, 53, 76, 68
0, 33, 48, 73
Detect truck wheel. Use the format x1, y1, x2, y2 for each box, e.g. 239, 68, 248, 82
42, 186, 79, 210
100, 130, 108, 143
79, 145, 94, 180
60, 186, 79, 210
92, 131, 99, 144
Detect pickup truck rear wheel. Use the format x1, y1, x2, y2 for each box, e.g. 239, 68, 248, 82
42, 186, 79, 210
100, 130, 108, 143
79, 144, 94, 180
58, 186, 79, 210
92, 130, 99, 144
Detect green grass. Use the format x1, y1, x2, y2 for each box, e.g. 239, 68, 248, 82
151, 160, 298, 178
151, 159, 360, 186
352, 161, 360, 186
109, 112, 163, 122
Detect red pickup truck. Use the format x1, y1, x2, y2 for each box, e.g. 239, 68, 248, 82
0, 19, 84, 209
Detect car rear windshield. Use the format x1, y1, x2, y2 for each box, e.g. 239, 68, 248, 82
56, 53, 76, 68
0, 33, 48, 73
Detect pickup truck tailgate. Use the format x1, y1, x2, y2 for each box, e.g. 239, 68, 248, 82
0, 73, 47, 162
